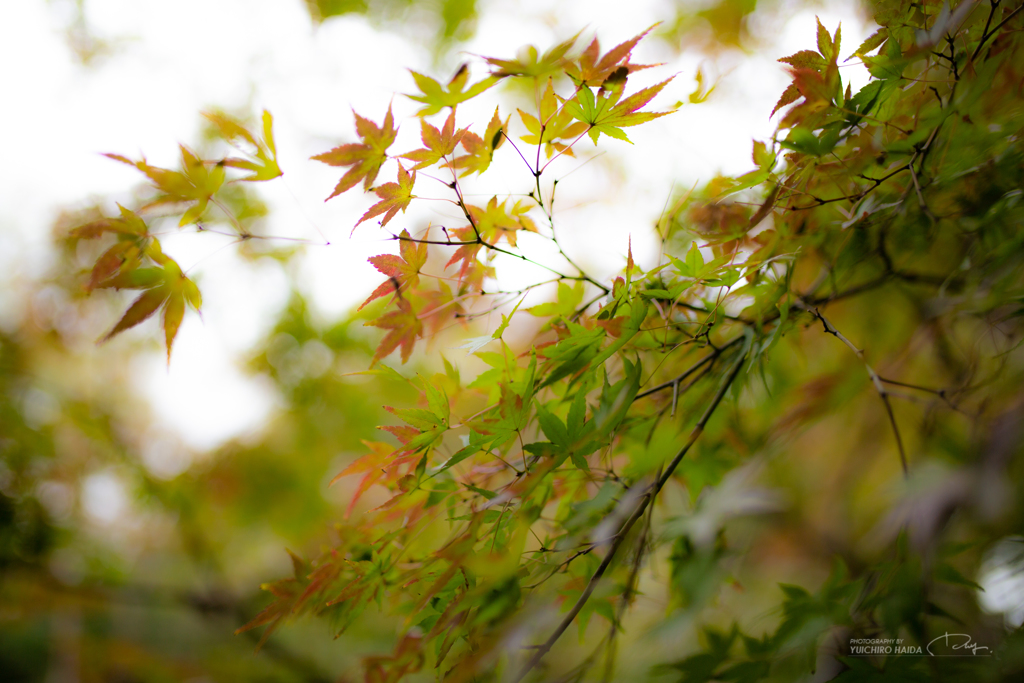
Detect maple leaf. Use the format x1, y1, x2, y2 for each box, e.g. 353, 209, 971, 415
234, 576, 302, 650
772, 18, 842, 119
453, 107, 508, 176
848, 27, 887, 61
565, 25, 658, 87
518, 79, 589, 158
355, 163, 416, 230
312, 105, 397, 200
99, 257, 202, 362
87, 241, 143, 292
406, 64, 500, 116
329, 440, 398, 517
778, 50, 827, 71
106, 147, 226, 226
771, 83, 802, 118
360, 229, 428, 309
790, 68, 832, 105
71, 205, 156, 291
400, 112, 467, 170
467, 197, 538, 248
444, 226, 487, 284
479, 34, 579, 78
563, 77, 676, 144
366, 297, 423, 366
688, 65, 718, 104
418, 281, 459, 335
203, 109, 282, 181
102, 288, 168, 343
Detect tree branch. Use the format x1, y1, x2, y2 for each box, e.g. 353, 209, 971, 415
513, 345, 748, 682
801, 304, 909, 477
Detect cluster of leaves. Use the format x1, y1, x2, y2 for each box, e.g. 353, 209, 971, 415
70, 1, 1024, 681
69, 111, 282, 359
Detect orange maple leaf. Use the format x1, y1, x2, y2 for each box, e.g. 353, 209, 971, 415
312, 105, 398, 200
566, 25, 658, 87
400, 112, 467, 170
452, 107, 508, 176
367, 297, 423, 365
467, 196, 538, 247
360, 229, 428, 309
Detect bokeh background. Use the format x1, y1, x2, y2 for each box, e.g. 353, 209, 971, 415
2, 0, 1021, 681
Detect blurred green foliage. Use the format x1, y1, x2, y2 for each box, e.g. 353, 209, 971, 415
306, 0, 478, 47
11, 0, 1024, 681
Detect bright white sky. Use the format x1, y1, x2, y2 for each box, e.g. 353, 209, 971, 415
0, 0, 872, 451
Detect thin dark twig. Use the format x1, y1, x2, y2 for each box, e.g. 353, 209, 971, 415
787, 157, 916, 212
601, 492, 654, 683
803, 305, 909, 477
879, 376, 965, 412
972, 1, 1021, 62
908, 162, 937, 223
635, 336, 744, 400
513, 347, 747, 682
500, 129, 538, 175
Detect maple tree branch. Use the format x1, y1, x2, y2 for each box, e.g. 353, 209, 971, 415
907, 160, 937, 223
391, 231, 476, 247
801, 304, 909, 477
440, 171, 580, 281
210, 197, 250, 237
879, 376, 966, 413
634, 336, 744, 400
975, 1, 1001, 62
499, 129, 538, 175
569, 291, 607, 322
601, 499, 653, 682
973, 0, 1022, 61
516, 140, 608, 294
514, 347, 747, 682
448, 168, 484, 242
786, 157, 916, 212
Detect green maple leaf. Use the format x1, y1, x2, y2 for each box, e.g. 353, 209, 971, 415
688, 65, 718, 104
204, 109, 282, 181
360, 230, 428, 309
479, 34, 579, 78
312, 105, 397, 200
518, 79, 589, 158
356, 163, 416, 230
847, 27, 886, 61
105, 146, 225, 226
563, 77, 676, 144
406, 64, 500, 116
400, 112, 467, 170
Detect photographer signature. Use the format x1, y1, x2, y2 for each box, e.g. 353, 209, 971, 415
926, 632, 990, 656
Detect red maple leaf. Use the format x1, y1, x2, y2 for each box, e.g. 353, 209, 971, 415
366, 297, 423, 365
